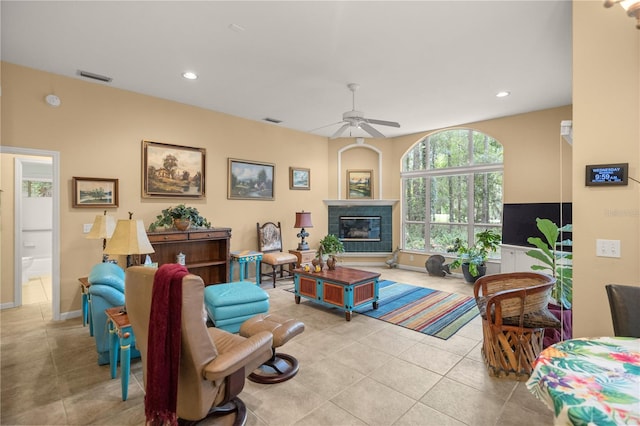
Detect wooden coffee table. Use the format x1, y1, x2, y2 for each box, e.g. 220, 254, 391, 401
293, 266, 380, 321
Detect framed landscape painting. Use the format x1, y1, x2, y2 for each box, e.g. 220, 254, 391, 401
347, 169, 373, 199
289, 167, 310, 190
72, 177, 119, 208
142, 140, 205, 198
228, 158, 275, 200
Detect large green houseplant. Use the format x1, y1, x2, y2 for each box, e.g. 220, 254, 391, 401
148, 204, 211, 232
449, 229, 501, 282
526, 218, 572, 309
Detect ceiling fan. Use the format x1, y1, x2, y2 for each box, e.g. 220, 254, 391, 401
320, 83, 400, 139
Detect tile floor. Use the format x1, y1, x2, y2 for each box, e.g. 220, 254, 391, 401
1, 267, 554, 425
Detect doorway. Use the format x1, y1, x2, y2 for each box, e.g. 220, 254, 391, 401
0, 147, 60, 320
17, 157, 53, 305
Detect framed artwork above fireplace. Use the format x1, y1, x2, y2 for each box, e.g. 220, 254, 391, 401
347, 169, 373, 199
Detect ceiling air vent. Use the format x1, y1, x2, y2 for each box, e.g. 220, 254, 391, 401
77, 70, 113, 83
263, 117, 282, 124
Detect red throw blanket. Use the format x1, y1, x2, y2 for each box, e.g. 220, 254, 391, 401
145, 264, 188, 426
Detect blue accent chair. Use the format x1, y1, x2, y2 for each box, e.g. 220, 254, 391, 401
88, 263, 140, 365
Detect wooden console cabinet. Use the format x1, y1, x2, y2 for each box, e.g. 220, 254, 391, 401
147, 228, 231, 285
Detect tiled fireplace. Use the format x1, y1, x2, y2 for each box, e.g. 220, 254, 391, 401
326, 201, 394, 253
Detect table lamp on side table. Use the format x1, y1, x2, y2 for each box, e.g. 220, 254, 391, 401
294, 211, 313, 251
104, 212, 155, 268
86, 210, 116, 262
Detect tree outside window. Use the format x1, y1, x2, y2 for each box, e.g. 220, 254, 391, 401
401, 129, 503, 254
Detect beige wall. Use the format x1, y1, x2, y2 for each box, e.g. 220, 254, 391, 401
572, 1, 640, 337
1, 62, 329, 314
1, 60, 573, 320
1, 154, 16, 300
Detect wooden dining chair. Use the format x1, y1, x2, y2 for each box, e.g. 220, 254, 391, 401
256, 222, 298, 287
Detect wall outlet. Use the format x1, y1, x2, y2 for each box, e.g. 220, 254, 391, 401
83, 223, 93, 233
596, 239, 621, 258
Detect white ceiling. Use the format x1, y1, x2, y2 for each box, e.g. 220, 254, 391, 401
1, 1, 572, 139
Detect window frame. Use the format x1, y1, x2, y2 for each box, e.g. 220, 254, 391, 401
401, 129, 503, 254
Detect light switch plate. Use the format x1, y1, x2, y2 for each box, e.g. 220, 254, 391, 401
596, 239, 621, 258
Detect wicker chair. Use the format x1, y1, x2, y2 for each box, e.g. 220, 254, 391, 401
474, 272, 558, 380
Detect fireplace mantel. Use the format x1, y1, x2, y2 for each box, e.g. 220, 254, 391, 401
323, 199, 398, 207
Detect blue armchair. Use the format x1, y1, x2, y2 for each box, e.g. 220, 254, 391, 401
88, 263, 140, 365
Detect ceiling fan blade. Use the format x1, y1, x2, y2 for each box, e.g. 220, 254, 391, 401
330, 123, 351, 139
360, 122, 386, 138
308, 121, 344, 133
365, 118, 401, 128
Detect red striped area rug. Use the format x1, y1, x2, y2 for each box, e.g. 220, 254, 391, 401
355, 280, 479, 340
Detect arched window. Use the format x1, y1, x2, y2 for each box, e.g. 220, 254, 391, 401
401, 128, 503, 254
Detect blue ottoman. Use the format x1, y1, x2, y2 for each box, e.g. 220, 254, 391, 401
204, 281, 270, 333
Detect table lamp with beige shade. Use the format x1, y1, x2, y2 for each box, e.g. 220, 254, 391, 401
103, 212, 155, 268
86, 210, 116, 262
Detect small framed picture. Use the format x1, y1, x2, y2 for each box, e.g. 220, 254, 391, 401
228, 158, 275, 200
347, 169, 373, 199
72, 177, 119, 208
289, 167, 310, 190
142, 140, 206, 198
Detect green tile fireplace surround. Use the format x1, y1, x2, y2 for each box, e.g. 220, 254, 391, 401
325, 199, 397, 254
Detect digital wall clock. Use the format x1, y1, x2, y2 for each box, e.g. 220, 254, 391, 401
585, 163, 628, 186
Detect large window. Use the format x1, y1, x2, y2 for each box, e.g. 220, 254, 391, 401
401, 129, 503, 254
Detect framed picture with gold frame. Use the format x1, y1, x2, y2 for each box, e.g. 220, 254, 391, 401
347, 169, 373, 199
289, 167, 310, 190
227, 158, 275, 200
142, 140, 205, 198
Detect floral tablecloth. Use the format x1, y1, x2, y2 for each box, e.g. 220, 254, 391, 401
526, 337, 640, 425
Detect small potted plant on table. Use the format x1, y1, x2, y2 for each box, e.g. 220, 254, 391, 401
318, 234, 345, 270
148, 204, 211, 232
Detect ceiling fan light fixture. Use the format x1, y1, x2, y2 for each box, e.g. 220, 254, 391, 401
604, 0, 640, 29
324, 83, 400, 139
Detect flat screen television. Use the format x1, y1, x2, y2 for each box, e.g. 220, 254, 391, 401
502, 202, 572, 251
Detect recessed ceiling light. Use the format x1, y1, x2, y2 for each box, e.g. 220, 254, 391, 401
229, 23, 246, 32
496, 91, 511, 98
182, 72, 198, 80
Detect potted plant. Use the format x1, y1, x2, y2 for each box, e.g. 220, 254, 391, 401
525, 217, 573, 347
148, 204, 211, 232
449, 229, 501, 282
318, 234, 345, 270
525, 218, 572, 309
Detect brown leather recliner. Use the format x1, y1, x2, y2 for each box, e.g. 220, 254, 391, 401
125, 266, 273, 424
